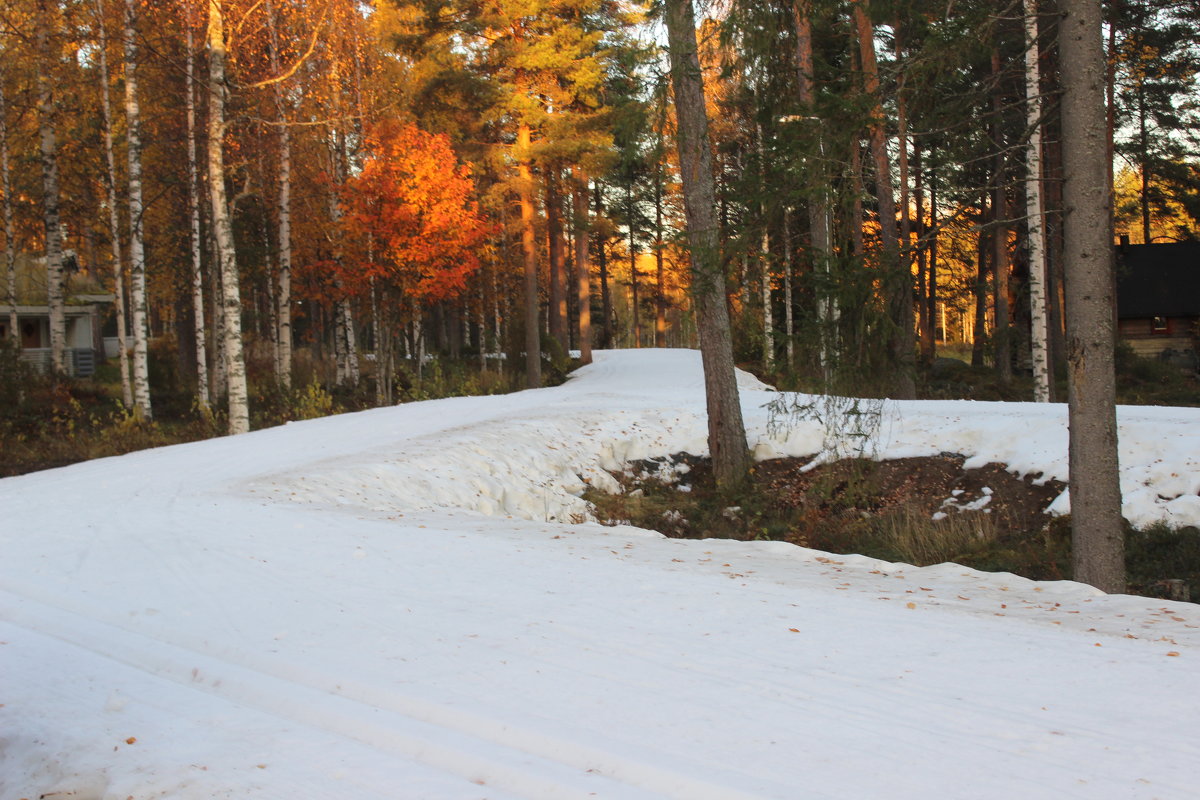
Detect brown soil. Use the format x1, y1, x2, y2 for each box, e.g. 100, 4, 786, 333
752, 454, 1065, 547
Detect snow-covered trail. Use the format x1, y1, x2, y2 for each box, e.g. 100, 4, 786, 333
2, 349, 1200, 799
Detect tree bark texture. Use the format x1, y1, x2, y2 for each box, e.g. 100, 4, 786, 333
184, 20, 209, 411
265, 0, 292, 389
547, 169, 567, 354
1025, 0, 1051, 402
518, 122, 541, 388
94, 0, 132, 406
664, 0, 750, 490
1058, 0, 1125, 593
36, 0, 66, 375
124, 0, 152, 419
207, 0, 250, 435
1, 70, 17, 346
572, 169, 592, 365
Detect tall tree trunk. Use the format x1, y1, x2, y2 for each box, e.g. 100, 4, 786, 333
654, 165, 666, 349
518, 122, 540, 387
755, 118, 773, 371
97, 8, 134, 406
1026, 0, 1051, 402
927, 164, 939, 359
914, 142, 934, 365
853, 0, 915, 398
664, 0, 750, 490
35, 0, 66, 375
0, 73, 14, 347
207, 0, 250, 435
594, 183, 612, 349
265, 0, 292, 388
124, 0, 152, 419
628, 184, 640, 348
1059, 0, 1124, 592
573, 168, 592, 364
184, 20, 209, 412
546, 168, 567, 354
972, 197, 990, 367
992, 48, 1012, 385
782, 208, 795, 368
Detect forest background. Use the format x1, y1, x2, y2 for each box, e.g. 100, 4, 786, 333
1, 0, 1198, 474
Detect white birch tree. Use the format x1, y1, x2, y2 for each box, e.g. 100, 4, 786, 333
92, 0, 133, 408
1025, 0, 1050, 403
185, 17, 210, 412
207, 0, 250, 435
124, 0, 151, 419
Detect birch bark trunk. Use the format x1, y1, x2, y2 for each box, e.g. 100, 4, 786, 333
93, 0, 133, 406
35, 0, 66, 375
206, 0, 250, 435
184, 20, 209, 411
124, 0, 152, 419
1025, 0, 1051, 402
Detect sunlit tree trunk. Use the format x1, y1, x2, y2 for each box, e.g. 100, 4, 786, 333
1025, 0, 1051, 402
518, 122, 540, 387
207, 0, 250, 435
546, 168, 567, 354
782, 208, 795, 369
35, 0, 66, 375
665, 0, 750, 491
1059, 0, 1124, 592
572, 168, 592, 365
124, 0, 151, 418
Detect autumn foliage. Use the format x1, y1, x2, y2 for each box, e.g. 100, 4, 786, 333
344, 120, 491, 304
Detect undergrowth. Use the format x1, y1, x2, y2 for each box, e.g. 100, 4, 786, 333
584, 454, 1200, 603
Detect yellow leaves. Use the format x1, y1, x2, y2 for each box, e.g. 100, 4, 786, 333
906, 602, 917, 609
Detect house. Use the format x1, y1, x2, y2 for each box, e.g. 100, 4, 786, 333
1115, 240, 1200, 367
1, 254, 113, 378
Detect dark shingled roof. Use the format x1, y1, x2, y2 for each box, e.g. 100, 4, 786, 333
1116, 242, 1200, 318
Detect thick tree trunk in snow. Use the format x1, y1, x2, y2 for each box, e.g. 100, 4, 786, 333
1058, 0, 1124, 592
664, 0, 750, 491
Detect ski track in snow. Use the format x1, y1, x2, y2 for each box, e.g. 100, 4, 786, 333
2, 349, 1200, 799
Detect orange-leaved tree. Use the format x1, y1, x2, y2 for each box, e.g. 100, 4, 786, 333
343, 119, 492, 400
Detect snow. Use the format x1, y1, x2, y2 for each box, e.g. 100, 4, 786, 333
2, 348, 1199, 799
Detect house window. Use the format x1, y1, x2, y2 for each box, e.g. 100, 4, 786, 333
1151, 316, 1170, 334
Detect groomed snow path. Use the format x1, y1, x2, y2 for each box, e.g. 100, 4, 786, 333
2, 350, 1199, 799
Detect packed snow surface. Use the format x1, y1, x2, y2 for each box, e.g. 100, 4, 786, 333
2, 349, 1199, 799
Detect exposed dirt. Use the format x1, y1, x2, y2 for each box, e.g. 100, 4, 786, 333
751, 454, 1065, 548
